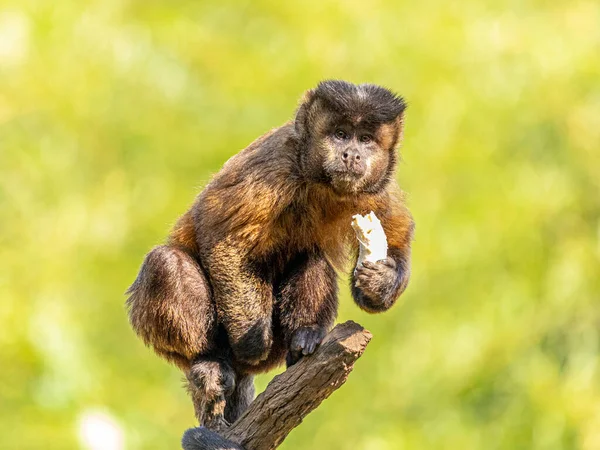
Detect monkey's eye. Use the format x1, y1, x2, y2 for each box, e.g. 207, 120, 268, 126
360, 134, 373, 144
334, 129, 348, 140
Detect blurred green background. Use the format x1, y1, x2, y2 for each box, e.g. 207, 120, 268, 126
1, 0, 599, 448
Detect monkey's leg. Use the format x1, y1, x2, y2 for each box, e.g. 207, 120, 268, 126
276, 250, 338, 367
126, 245, 218, 369
224, 374, 255, 424
187, 357, 236, 432
205, 241, 274, 366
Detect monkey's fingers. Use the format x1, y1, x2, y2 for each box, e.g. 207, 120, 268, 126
355, 277, 378, 298
290, 333, 308, 353
355, 266, 377, 279
378, 256, 398, 269
380, 256, 397, 269
220, 367, 236, 396
304, 338, 318, 355
362, 260, 392, 271
357, 273, 380, 286
290, 326, 326, 358
354, 271, 371, 288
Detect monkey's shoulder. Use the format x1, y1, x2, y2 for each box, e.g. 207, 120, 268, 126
213, 123, 299, 186
191, 124, 301, 249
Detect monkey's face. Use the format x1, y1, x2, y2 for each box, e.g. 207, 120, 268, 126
296, 81, 406, 196
308, 117, 400, 196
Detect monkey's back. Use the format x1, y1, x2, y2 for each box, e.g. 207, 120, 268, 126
171, 121, 393, 274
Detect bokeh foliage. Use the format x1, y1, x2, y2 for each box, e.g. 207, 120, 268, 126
1, 0, 599, 448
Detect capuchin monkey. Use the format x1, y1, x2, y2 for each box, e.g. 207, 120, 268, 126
126, 80, 414, 434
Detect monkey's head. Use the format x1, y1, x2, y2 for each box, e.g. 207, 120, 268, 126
295, 80, 406, 196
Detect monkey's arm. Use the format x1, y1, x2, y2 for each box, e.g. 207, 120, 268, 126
276, 251, 338, 366
351, 195, 414, 313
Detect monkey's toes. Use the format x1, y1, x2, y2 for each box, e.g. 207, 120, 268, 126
220, 367, 236, 396
204, 416, 231, 434
289, 326, 327, 358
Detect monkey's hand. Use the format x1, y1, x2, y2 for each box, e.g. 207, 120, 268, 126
286, 325, 327, 367
353, 257, 399, 312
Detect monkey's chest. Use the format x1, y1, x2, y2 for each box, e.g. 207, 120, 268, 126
273, 209, 353, 255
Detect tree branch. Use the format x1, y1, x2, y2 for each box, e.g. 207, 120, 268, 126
182, 320, 372, 450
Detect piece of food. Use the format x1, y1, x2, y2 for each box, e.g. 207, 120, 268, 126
351, 211, 388, 272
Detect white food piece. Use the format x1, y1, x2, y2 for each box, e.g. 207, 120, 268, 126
351, 211, 388, 272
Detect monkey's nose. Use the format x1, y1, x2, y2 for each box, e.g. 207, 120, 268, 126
341, 149, 365, 175
342, 149, 361, 163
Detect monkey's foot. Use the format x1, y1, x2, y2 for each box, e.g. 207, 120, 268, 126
203, 411, 231, 434
187, 358, 236, 431
286, 325, 327, 367
188, 358, 236, 398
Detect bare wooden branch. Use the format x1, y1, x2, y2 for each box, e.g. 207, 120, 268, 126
182, 320, 372, 450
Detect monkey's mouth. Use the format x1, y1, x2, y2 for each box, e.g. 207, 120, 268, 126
326, 169, 366, 194
329, 167, 365, 181
333, 169, 360, 178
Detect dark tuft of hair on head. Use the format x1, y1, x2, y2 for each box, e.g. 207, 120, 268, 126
314, 80, 406, 124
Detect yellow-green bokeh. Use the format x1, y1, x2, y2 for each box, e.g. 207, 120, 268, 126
1, 0, 599, 448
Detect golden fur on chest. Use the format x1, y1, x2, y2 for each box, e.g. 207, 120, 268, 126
267, 184, 388, 270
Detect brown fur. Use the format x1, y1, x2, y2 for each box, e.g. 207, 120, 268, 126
126, 80, 414, 428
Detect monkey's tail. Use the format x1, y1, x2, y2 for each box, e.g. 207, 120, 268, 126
181, 426, 243, 450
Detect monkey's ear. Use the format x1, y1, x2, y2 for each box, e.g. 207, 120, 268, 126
382, 111, 406, 153
395, 111, 406, 146
294, 89, 316, 140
